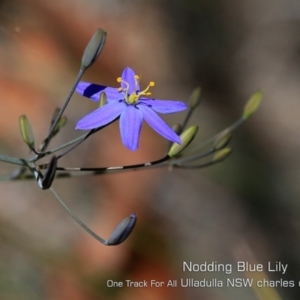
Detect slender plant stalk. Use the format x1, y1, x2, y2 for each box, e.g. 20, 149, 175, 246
49, 187, 107, 245
40, 69, 85, 152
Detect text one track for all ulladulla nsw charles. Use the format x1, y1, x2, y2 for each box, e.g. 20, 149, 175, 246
106, 261, 296, 288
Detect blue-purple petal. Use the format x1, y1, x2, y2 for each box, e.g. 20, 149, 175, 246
121, 67, 140, 94
76, 82, 122, 102
138, 105, 181, 144
120, 105, 143, 151
76, 101, 126, 130
139, 98, 187, 114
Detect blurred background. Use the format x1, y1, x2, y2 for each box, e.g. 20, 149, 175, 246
0, 0, 300, 299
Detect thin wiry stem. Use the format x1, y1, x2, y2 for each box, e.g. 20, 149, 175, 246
186, 118, 244, 155
0, 154, 170, 182
27, 132, 90, 163
0, 163, 166, 182
170, 148, 216, 166
173, 160, 218, 169
40, 155, 170, 172
42, 133, 91, 156
40, 69, 85, 152
0, 154, 27, 166
180, 105, 197, 135
9, 166, 27, 180
55, 118, 118, 160
49, 187, 107, 245
26, 116, 118, 165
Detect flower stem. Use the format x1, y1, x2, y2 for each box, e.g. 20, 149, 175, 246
41, 68, 85, 152
49, 187, 107, 245
0, 154, 27, 166
186, 117, 244, 155
55, 118, 119, 160
40, 155, 170, 172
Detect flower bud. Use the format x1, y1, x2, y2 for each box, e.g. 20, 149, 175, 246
168, 126, 198, 158
213, 132, 232, 150
41, 156, 57, 190
106, 214, 137, 246
212, 147, 232, 163
53, 116, 67, 135
48, 108, 67, 137
19, 115, 35, 150
81, 28, 107, 70
242, 90, 263, 120
189, 87, 202, 109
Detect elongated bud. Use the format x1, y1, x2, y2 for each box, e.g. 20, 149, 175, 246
41, 156, 57, 190
213, 132, 232, 151
168, 126, 198, 158
99, 92, 107, 107
189, 87, 202, 109
212, 147, 232, 163
48, 108, 67, 136
53, 116, 67, 136
106, 214, 137, 246
19, 115, 35, 150
242, 90, 263, 120
81, 28, 107, 70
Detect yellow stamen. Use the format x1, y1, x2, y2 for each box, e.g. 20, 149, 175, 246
116, 75, 155, 104
139, 81, 155, 95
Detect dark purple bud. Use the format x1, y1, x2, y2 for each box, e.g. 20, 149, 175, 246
106, 214, 137, 246
41, 156, 57, 190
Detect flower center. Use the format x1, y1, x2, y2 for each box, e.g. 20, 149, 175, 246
117, 75, 155, 104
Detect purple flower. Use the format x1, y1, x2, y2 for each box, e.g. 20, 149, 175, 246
76, 67, 187, 151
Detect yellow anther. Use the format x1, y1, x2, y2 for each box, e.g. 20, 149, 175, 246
146, 92, 152, 96
117, 77, 122, 83
117, 87, 123, 92
134, 75, 140, 80
149, 81, 155, 87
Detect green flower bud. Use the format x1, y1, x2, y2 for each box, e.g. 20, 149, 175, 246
189, 87, 202, 109
49, 108, 67, 136
212, 147, 232, 163
168, 126, 198, 158
81, 28, 107, 70
54, 117, 67, 136
19, 115, 35, 150
243, 90, 263, 120
213, 132, 232, 150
